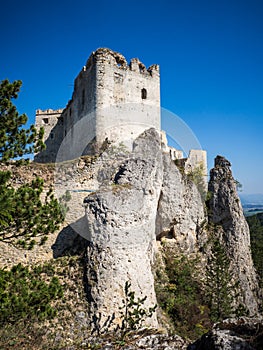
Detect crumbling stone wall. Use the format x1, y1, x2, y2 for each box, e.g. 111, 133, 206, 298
35, 109, 64, 163
34, 48, 160, 163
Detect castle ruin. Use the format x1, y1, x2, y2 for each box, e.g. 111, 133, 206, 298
34, 48, 206, 177
35, 48, 160, 162
5, 49, 261, 335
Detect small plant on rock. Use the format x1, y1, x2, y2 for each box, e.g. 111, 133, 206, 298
118, 281, 157, 339
187, 164, 207, 202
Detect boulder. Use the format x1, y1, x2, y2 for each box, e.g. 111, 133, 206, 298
189, 317, 263, 350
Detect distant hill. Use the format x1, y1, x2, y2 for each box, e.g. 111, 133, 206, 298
240, 193, 263, 206
239, 194, 263, 216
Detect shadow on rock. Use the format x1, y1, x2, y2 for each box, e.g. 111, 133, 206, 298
52, 216, 89, 258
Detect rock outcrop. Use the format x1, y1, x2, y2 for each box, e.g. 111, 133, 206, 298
83, 129, 163, 331
155, 152, 205, 253
82, 331, 188, 349
189, 317, 263, 350
208, 156, 260, 315
82, 129, 206, 331
2, 130, 262, 345
81, 134, 260, 332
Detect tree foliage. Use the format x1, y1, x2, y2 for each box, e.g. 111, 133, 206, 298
118, 281, 156, 339
205, 238, 242, 322
235, 179, 243, 192
246, 213, 263, 287
0, 262, 63, 325
0, 79, 45, 162
156, 250, 211, 339
0, 79, 67, 248
156, 239, 248, 339
0, 171, 68, 249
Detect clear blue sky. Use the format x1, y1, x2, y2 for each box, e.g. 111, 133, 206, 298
1, 0, 262, 194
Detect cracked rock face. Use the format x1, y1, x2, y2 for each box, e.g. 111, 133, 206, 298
82, 129, 206, 332
81, 136, 260, 333
83, 129, 163, 331
155, 153, 205, 253
208, 155, 260, 315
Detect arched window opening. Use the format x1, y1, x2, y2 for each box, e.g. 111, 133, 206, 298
141, 88, 147, 100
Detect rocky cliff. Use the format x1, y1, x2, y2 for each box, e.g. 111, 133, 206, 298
81, 128, 207, 331
208, 155, 260, 315
83, 129, 163, 330
81, 132, 260, 332
1, 129, 261, 345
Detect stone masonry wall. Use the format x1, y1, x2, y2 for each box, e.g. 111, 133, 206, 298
34, 48, 160, 163
95, 49, 160, 146
35, 109, 64, 162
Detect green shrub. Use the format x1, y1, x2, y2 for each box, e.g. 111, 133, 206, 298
187, 164, 207, 203
246, 213, 263, 288
205, 238, 242, 322
0, 262, 63, 325
155, 249, 211, 339
118, 281, 157, 339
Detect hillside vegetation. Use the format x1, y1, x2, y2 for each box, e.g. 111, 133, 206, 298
246, 213, 263, 288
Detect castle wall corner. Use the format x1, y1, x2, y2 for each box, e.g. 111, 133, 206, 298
35, 48, 161, 162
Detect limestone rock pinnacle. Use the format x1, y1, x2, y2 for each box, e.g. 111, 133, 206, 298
83, 129, 163, 331
208, 155, 260, 315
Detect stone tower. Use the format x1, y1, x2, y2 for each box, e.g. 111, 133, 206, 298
35, 48, 160, 163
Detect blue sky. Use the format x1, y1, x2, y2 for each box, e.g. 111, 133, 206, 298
1, 0, 262, 193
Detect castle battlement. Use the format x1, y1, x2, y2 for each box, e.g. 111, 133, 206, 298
36, 109, 64, 116
84, 48, 159, 76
